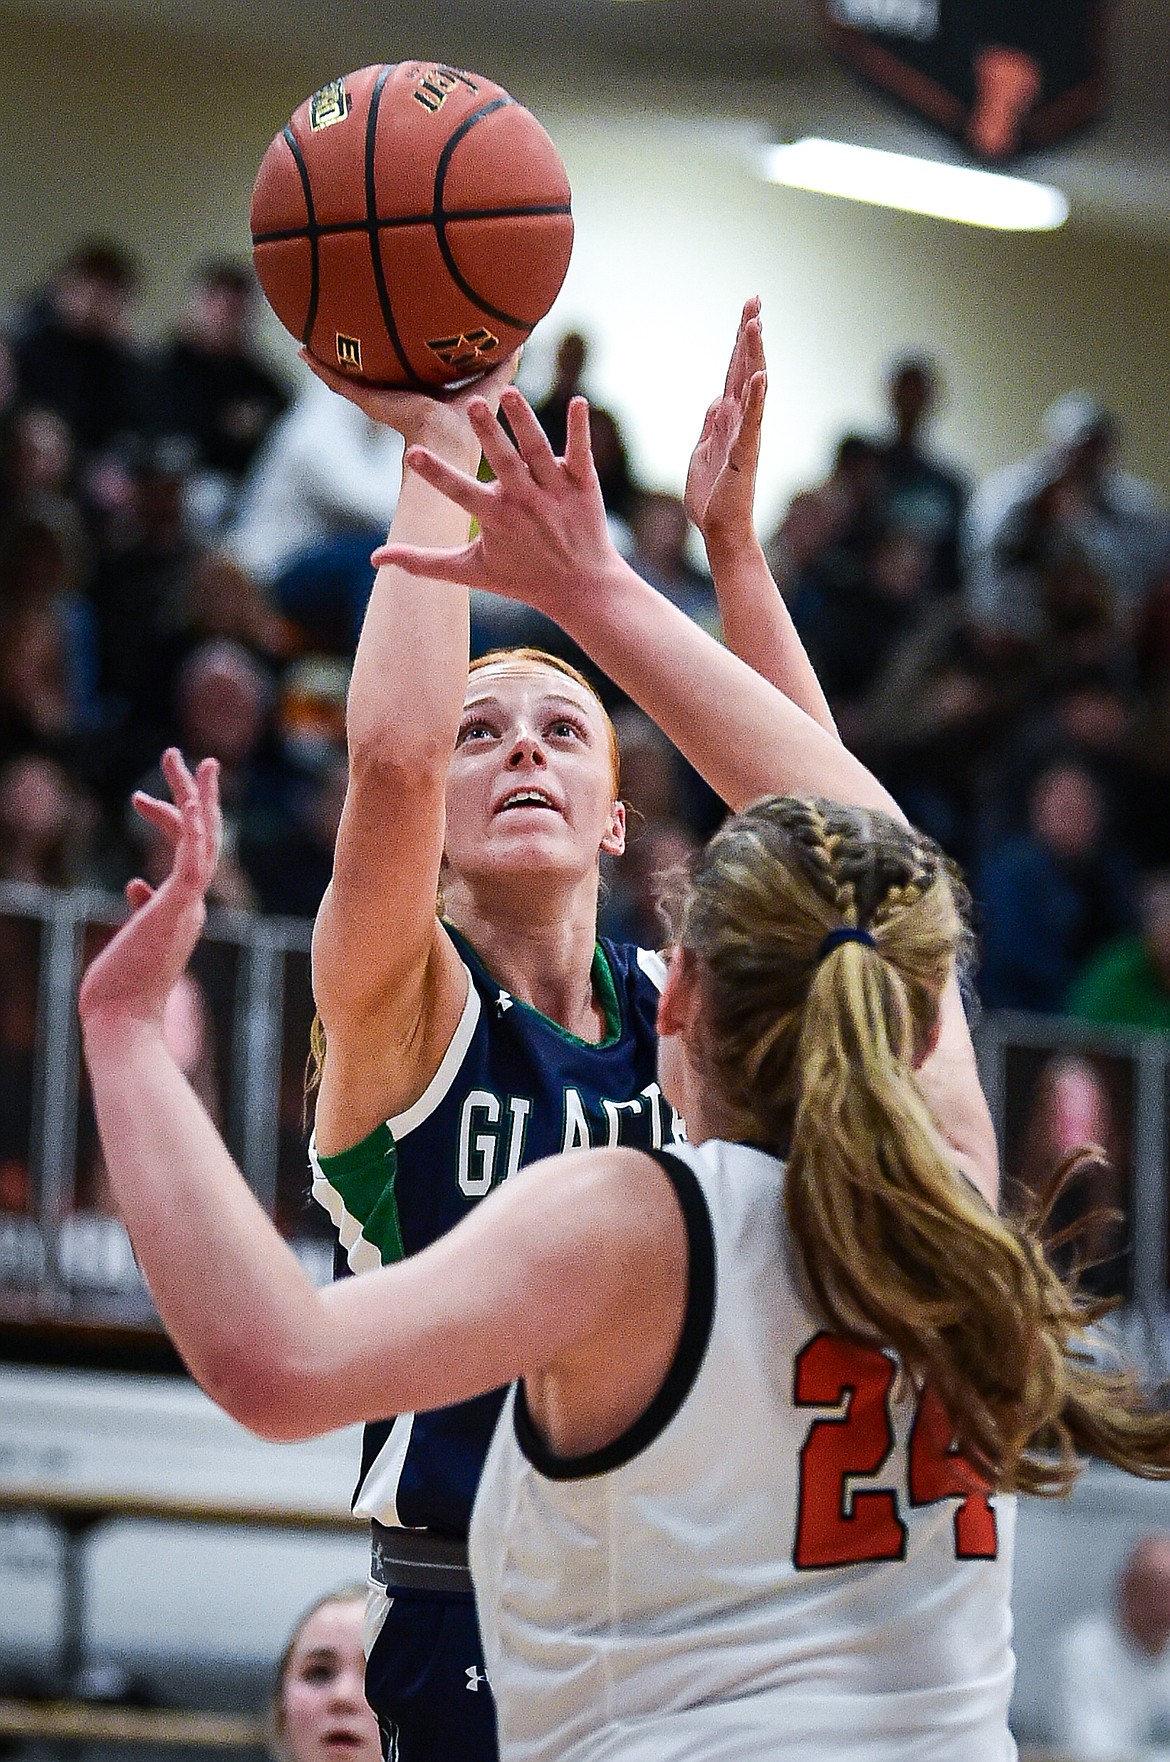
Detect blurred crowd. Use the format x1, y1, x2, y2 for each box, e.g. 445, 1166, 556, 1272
3, 239, 1170, 1041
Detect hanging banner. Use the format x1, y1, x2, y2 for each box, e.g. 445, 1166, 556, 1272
818, 0, 1110, 162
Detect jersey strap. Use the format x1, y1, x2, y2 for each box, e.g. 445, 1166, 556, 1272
512, 1148, 716, 1480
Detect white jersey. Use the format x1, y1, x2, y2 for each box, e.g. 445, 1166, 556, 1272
469, 1139, 1017, 1762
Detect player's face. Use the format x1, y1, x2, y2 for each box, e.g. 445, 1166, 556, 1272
278, 1599, 380, 1762
444, 663, 624, 886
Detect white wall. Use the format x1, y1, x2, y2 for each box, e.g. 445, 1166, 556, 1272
531, 108, 1170, 528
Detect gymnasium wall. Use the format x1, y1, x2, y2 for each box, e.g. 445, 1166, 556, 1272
1, 5, 1167, 527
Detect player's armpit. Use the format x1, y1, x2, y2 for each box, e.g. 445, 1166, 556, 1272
311, 917, 469, 1155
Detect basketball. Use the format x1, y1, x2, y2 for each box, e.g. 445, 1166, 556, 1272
250, 62, 574, 389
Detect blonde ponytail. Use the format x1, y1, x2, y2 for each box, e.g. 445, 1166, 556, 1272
669, 795, 1170, 1494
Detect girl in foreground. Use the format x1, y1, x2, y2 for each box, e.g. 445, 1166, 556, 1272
83, 392, 1170, 1757
81, 747, 1170, 1761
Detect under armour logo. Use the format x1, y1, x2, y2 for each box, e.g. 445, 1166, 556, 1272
466, 1666, 490, 1692
496, 990, 513, 1014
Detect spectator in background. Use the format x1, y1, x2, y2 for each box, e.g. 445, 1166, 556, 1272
977, 758, 1135, 1011
0, 514, 95, 768
11, 242, 149, 457
766, 434, 882, 600
124, 639, 292, 911
588, 404, 638, 532
849, 588, 1032, 865
0, 404, 81, 538
1053, 1536, 1170, 1761
794, 520, 934, 733
224, 374, 403, 651
269, 1587, 381, 1762
965, 392, 1170, 646
0, 753, 96, 887
531, 330, 588, 458
86, 438, 203, 778
84, 438, 291, 798
531, 331, 638, 530
988, 671, 1138, 849
627, 490, 716, 632
1068, 872, 1170, 1034
1012, 1053, 1124, 1288
153, 260, 289, 532
870, 354, 968, 596
244, 748, 347, 919
170, 638, 289, 903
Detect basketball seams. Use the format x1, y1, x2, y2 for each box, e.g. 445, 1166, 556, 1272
252, 204, 574, 246
253, 63, 574, 387
363, 64, 428, 389
279, 125, 320, 345
431, 97, 539, 333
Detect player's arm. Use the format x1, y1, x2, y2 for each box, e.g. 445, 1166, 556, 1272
684, 299, 836, 738
374, 391, 891, 815
684, 309, 995, 1199
373, 395, 1000, 1205
301, 356, 517, 1144
78, 766, 681, 1439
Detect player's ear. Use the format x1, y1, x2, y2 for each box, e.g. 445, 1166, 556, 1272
657, 947, 699, 1040
600, 799, 626, 858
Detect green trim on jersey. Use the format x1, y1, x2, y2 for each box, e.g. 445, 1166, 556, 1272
315, 1121, 405, 1265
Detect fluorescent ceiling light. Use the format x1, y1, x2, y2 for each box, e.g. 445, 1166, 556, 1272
759, 137, 1068, 231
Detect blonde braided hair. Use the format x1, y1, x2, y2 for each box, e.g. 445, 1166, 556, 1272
664, 794, 1170, 1494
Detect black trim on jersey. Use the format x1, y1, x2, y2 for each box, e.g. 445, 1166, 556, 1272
513, 1148, 715, 1480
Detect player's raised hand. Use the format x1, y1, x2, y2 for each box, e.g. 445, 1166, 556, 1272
684, 298, 766, 547
78, 750, 221, 1036
370, 386, 621, 613
299, 347, 521, 452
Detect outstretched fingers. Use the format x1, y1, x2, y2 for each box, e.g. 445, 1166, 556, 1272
468, 397, 528, 486
132, 792, 182, 846
131, 747, 202, 848
395, 444, 491, 523
498, 387, 560, 488
724, 297, 762, 401
193, 758, 222, 883
151, 751, 221, 897
369, 540, 481, 584
563, 396, 597, 487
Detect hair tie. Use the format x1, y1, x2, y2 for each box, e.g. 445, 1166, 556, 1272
816, 926, 876, 963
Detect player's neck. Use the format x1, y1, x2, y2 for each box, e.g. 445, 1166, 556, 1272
447, 880, 607, 1042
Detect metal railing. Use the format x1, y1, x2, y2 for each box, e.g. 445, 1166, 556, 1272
0, 881, 321, 1335
2, 881, 1168, 1351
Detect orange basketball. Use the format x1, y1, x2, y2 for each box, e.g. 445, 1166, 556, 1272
250, 62, 574, 389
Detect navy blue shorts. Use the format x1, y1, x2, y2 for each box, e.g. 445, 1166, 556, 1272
365, 1584, 498, 1762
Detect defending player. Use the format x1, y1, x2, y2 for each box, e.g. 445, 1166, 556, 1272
124, 308, 996, 1761
80, 765, 1170, 1762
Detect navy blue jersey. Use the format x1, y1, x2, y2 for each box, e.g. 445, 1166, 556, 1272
311, 923, 683, 1538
